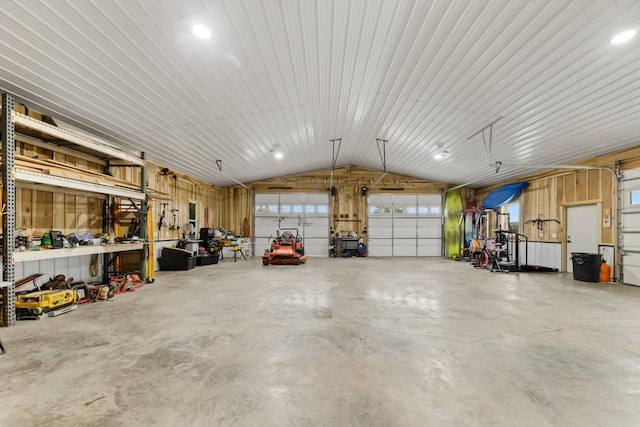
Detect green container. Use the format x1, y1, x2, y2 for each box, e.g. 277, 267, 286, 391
41, 231, 51, 247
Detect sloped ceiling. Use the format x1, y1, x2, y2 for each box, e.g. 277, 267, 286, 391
1, 0, 639, 188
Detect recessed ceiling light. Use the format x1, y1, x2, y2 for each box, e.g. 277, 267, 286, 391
193, 24, 211, 39
274, 151, 284, 160
434, 149, 448, 160
611, 29, 636, 45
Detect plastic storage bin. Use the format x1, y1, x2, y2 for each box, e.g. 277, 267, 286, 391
158, 247, 196, 271
571, 253, 602, 282
196, 253, 219, 266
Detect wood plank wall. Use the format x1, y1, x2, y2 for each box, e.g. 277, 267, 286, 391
2, 103, 223, 241
13, 134, 105, 237
476, 164, 618, 246
220, 186, 252, 236
9, 103, 639, 253
244, 165, 448, 237
113, 162, 222, 240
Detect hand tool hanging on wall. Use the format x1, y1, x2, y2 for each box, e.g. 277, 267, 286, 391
170, 209, 179, 230
159, 203, 168, 231
169, 174, 179, 230
524, 215, 561, 230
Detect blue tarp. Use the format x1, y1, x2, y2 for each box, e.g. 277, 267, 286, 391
481, 182, 528, 209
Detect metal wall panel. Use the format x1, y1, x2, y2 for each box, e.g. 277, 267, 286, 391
367, 218, 393, 238
368, 240, 393, 257
519, 242, 562, 271
2, 1, 640, 188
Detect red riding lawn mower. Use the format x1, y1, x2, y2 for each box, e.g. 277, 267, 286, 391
262, 228, 307, 265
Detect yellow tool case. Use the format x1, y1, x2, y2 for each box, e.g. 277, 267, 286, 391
15, 289, 77, 319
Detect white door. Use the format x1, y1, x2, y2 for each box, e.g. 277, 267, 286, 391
367, 193, 441, 256
254, 193, 329, 257
566, 204, 598, 273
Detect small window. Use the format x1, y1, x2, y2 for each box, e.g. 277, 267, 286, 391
394, 206, 405, 214
430, 206, 440, 214
188, 202, 197, 238
255, 204, 267, 213
317, 205, 328, 214
280, 205, 291, 213
631, 191, 640, 205
418, 206, 429, 215
293, 205, 303, 213
268, 205, 278, 213
305, 205, 315, 213
504, 203, 520, 233
370, 205, 391, 215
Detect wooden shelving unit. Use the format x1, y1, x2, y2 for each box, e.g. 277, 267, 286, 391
1, 93, 147, 327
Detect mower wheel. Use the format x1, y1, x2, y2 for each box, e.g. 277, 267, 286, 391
262, 258, 269, 266
294, 258, 300, 265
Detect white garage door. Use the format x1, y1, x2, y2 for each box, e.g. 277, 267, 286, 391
620, 168, 640, 286
254, 193, 329, 257
367, 194, 442, 256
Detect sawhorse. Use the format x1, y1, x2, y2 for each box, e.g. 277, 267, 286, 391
231, 246, 247, 262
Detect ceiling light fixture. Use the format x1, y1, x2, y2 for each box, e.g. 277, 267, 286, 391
611, 29, 636, 45
193, 24, 211, 39
274, 151, 284, 160
434, 149, 449, 160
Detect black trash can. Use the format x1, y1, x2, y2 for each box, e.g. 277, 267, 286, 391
571, 252, 602, 282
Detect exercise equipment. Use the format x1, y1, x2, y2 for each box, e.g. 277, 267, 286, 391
471, 209, 558, 273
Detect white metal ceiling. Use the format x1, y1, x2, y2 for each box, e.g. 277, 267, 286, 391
1, 0, 639, 188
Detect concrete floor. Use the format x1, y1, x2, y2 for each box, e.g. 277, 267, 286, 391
1, 257, 639, 426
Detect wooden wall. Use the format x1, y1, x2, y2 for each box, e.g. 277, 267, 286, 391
220, 186, 252, 236
473, 146, 640, 274
242, 165, 448, 237
13, 131, 105, 237
476, 166, 618, 247
2, 103, 223, 241
112, 161, 222, 240
12, 102, 640, 260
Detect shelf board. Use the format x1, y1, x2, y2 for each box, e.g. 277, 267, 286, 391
12, 111, 144, 166
12, 243, 145, 263
15, 168, 145, 200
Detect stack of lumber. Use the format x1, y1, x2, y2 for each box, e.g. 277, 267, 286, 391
14, 155, 140, 192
